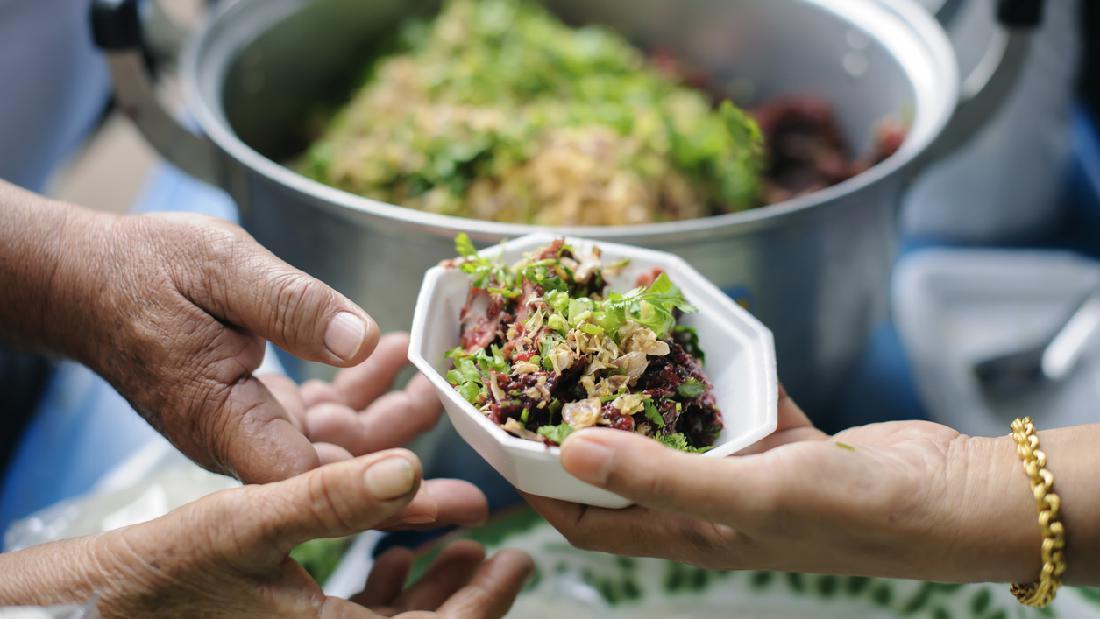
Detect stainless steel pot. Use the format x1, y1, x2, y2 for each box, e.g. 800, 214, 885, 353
91, 0, 1041, 408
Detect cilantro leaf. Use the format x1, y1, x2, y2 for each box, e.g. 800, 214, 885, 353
537, 423, 575, 445
642, 397, 665, 428
596, 272, 695, 340
455, 232, 478, 258
677, 379, 705, 399
657, 432, 711, 453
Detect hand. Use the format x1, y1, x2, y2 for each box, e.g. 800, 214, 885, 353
259, 332, 443, 466
54, 212, 381, 483
525, 387, 1042, 583
81, 450, 532, 618
259, 332, 487, 530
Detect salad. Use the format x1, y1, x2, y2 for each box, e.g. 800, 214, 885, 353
444, 235, 722, 452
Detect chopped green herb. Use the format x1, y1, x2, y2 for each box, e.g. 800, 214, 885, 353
657, 433, 711, 453
643, 397, 665, 428
537, 423, 575, 445
455, 232, 478, 258
677, 380, 705, 398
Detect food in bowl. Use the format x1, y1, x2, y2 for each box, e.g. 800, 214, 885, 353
444, 234, 722, 451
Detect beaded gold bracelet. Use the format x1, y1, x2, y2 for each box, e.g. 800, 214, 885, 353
1008, 417, 1066, 608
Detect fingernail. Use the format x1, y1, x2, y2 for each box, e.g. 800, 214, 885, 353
364, 457, 416, 500
398, 510, 437, 526
561, 437, 614, 486
324, 312, 365, 361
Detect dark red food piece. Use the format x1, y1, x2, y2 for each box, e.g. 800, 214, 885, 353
634, 267, 664, 289
752, 96, 907, 204
459, 288, 507, 352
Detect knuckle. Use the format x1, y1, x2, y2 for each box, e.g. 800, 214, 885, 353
305, 466, 356, 533
270, 271, 327, 344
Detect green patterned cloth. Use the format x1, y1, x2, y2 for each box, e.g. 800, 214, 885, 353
401, 508, 1100, 619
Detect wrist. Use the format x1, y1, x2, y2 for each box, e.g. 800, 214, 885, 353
0, 534, 107, 609
37, 204, 120, 362
0, 180, 119, 358
946, 434, 1041, 583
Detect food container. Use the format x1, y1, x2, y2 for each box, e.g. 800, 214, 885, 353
90, 0, 1042, 409
408, 234, 778, 508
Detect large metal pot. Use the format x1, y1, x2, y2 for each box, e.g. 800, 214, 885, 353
91, 0, 1040, 408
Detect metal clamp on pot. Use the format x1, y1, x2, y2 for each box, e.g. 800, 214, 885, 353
90, 0, 1043, 408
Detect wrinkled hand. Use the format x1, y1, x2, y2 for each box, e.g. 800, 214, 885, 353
525, 388, 1039, 583
91, 450, 532, 618
63, 212, 381, 483
258, 332, 444, 466
258, 332, 488, 530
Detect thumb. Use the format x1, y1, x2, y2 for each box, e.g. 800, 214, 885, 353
193, 230, 379, 366
559, 429, 777, 524
229, 450, 423, 568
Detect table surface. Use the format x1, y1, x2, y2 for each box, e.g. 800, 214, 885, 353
3, 106, 1099, 537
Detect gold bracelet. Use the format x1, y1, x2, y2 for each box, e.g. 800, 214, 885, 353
1008, 417, 1066, 608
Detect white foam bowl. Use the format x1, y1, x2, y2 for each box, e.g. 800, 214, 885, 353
409, 234, 778, 508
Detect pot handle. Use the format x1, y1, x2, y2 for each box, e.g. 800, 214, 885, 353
91, 0, 220, 186
914, 0, 1044, 173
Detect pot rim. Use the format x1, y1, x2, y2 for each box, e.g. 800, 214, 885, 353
182, 0, 959, 240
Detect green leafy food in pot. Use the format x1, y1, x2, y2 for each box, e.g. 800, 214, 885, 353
444, 234, 723, 452
298, 0, 764, 226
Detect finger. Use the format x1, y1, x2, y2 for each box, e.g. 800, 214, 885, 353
435, 550, 534, 619
213, 376, 320, 484
302, 379, 341, 408
376, 480, 489, 530
330, 333, 412, 410
559, 428, 780, 524
315, 442, 355, 465
306, 376, 441, 455
417, 479, 489, 527
523, 493, 740, 567
351, 546, 414, 607
232, 449, 422, 566
190, 229, 379, 367
259, 373, 308, 431
736, 385, 827, 456
395, 540, 486, 611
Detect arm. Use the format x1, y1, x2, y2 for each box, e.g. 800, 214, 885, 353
0, 451, 533, 618
0, 179, 378, 482
526, 388, 1100, 585
0, 181, 100, 354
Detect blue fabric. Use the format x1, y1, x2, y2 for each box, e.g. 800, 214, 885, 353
0, 0, 108, 192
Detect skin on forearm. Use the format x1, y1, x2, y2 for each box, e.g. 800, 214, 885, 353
0, 535, 104, 608
0, 180, 113, 359
957, 426, 1100, 586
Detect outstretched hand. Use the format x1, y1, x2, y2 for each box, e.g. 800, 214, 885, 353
525, 387, 1041, 583
62, 451, 532, 618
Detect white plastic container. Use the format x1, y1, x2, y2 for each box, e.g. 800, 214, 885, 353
409, 234, 778, 509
